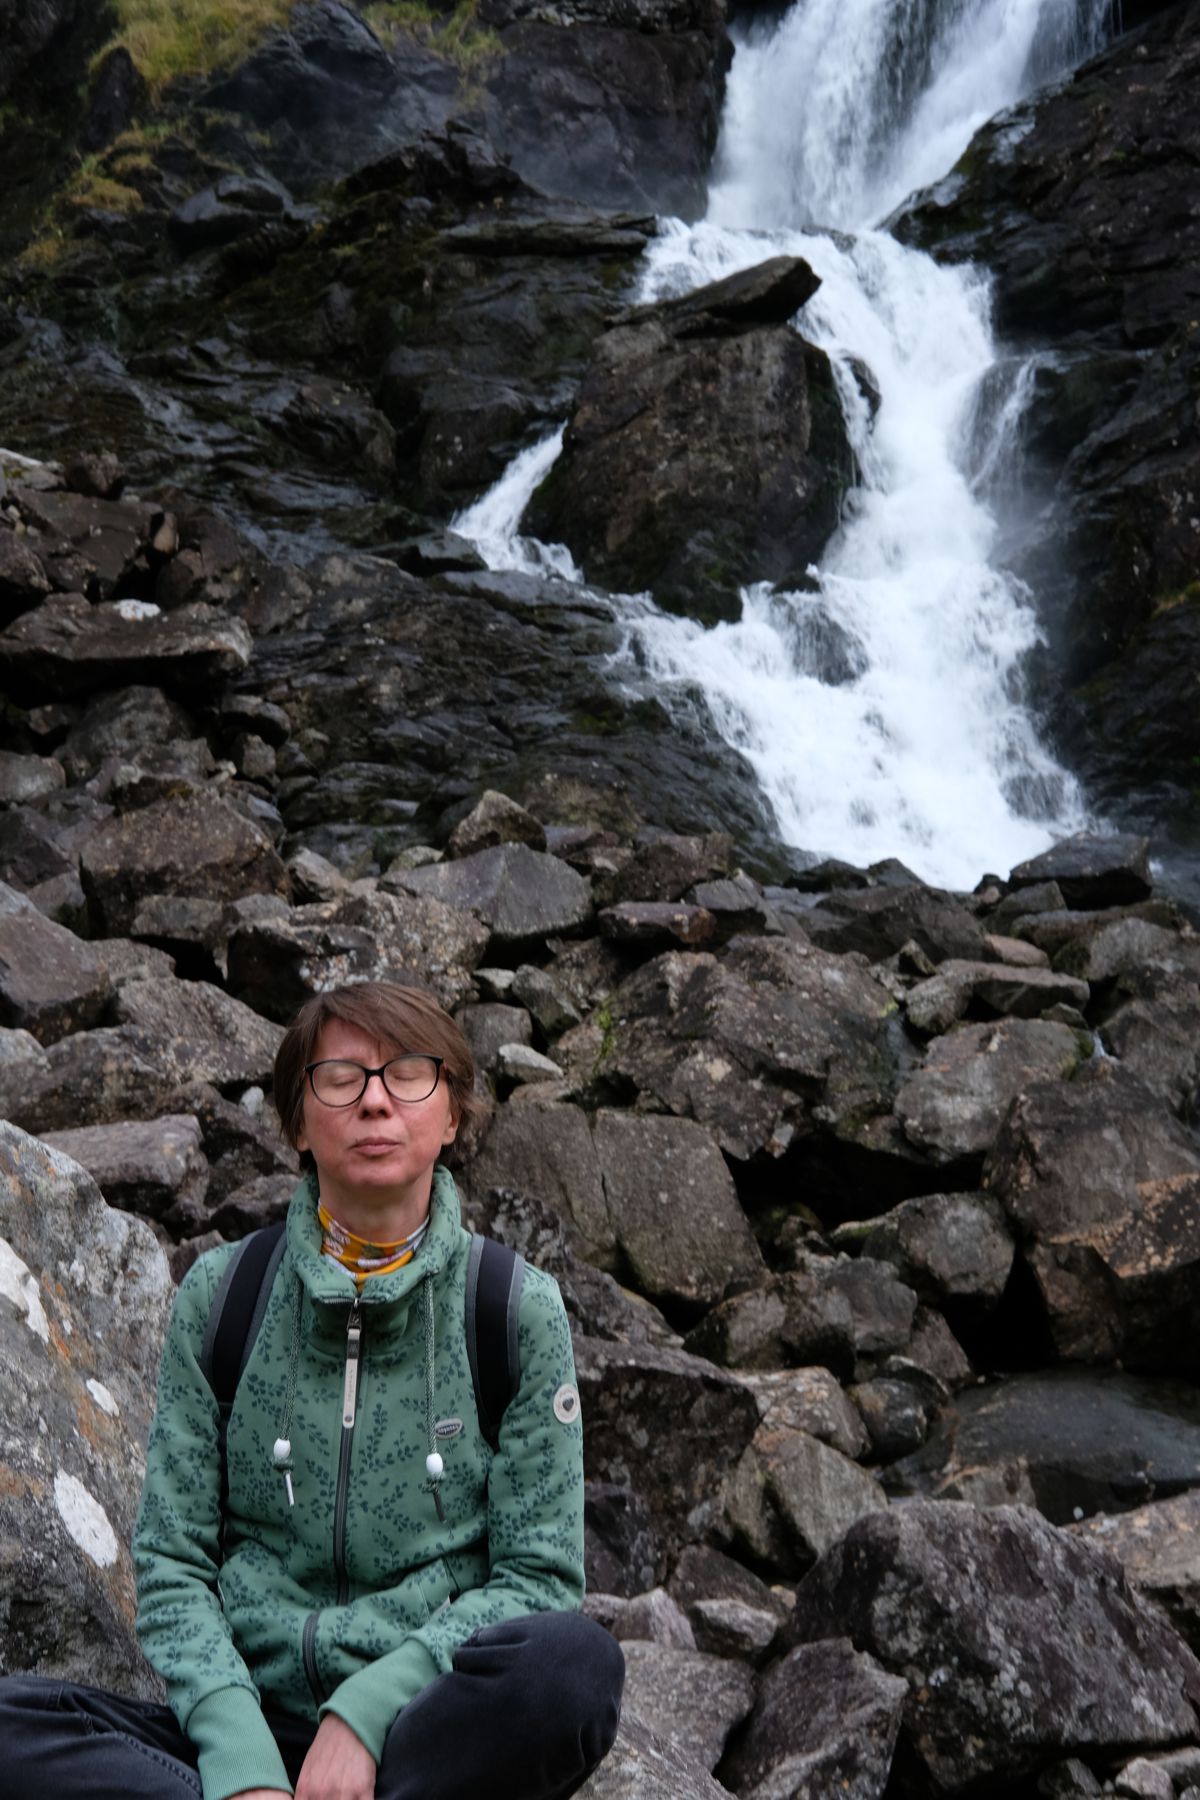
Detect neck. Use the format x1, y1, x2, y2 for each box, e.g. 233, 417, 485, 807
314, 1171, 436, 1246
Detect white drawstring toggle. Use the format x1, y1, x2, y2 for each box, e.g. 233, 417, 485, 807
425, 1451, 444, 1480
273, 1437, 295, 1507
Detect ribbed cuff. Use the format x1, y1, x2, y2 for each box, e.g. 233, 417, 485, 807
320, 1638, 440, 1761
189, 1685, 294, 1800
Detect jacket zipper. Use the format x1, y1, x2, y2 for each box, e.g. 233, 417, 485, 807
302, 1612, 323, 1705
333, 1300, 363, 1607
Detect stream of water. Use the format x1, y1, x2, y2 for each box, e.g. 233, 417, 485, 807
454, 0, 1118, 888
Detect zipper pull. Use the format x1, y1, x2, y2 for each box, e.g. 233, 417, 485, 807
343, 1303, 362, 1429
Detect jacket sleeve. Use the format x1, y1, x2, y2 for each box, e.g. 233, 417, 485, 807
133, 1255, 295, 1800
319, 1265, 585, 1761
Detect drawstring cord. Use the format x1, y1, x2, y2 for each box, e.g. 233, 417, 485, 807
422, 1273, 445, 1522
271, 1272, 304, 1506
270, 1264, 445, 1523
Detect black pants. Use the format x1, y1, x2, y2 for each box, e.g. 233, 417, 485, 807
0, 1611, 624, 1800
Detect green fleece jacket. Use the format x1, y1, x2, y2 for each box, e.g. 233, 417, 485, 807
133, 1169, 585, 1800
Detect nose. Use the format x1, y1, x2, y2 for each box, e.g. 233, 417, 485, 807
358, 1071, 396, 1110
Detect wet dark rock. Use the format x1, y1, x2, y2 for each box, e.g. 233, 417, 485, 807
0, 881, 109, 1043
791, 1503, 1200, 1794
1054, 916, 1200, 985
524, 257, 849, 624
0, 527, 51, 617
0, 1122, 171, 1695
723, 1424, 888, 1577
39, 1114, 209, 1224
802, 883, 986, 966
576, 1336, 760, 1572
170, 173, 306, 253
685, 875, 780, 942
596, 833, 732, 907
226, 888, 488, 1020
893, 11, 1200, 819
598, 900, 717, 948
721, 1638, 907, 1800
619, 1641, 755, 1771
0, 0, 87, 103
1100, 960, 1200, 1123
395, 843, 592, 945
984, 1064, 1200, 1369
1073, 1490, 1200, 1658
486, 9, 728, 221
80, 792, 288, 936
446, 789, 547, 858
0, 596, 252, 703
850, 1358, 947, 1462
559, 935, 897, 1163
863, 1191, 1015, 1312
57, 686, 196, 782
893, 1019, 1087, 1162
888, 1367, 1200, 1521
1009, 833, 1154, 911
904, 959, 1091, 1036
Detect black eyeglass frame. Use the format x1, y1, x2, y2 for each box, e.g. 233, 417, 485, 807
303, 1056, 445, 1107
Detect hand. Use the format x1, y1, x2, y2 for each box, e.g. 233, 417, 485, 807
294, 1713, 377, 1800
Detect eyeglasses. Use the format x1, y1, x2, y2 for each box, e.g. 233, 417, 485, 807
304, 1056, 444, 1107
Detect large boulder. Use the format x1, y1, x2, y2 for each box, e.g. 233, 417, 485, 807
893, 1019, 1087, 1163
790, 1503, 1200, 1794
80, 792, 288, 936
559, 936, 897, 1163
862, 1191, 1015, 1313
886, 1368, 1200, 1523
0, 1123, 172, 1690
0, 882, 110, 1043
465, 1100, 763, 1305
1073, 1491, 1200, 1658
617, 1641, 755, 1772
721, 1638, 908, 1800
575, 1336, 760, 1578
984, 1065, 1200, 1368
39, 1114, 209, 1225
0, 595, 251, 701
723, 1425, 889, 1578
522, 257, 851, 625
576, 1709, 730, 1799
226, 888, 488, 1019
394, 843, 592, 946
1007, 835, 1154, 911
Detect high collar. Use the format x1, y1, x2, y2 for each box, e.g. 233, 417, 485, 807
285, 1165, 462, 1307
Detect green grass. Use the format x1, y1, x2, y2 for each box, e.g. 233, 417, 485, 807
93, 0, 296, 93
364, 0, 501, 72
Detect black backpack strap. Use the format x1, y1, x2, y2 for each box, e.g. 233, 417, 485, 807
200, 1222, 287, 1527
465, 1233, 525, 1453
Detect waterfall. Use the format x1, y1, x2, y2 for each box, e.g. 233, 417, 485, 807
453, 0, 1113, 888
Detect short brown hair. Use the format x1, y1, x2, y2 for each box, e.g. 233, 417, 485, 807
274, 982, 483, 1170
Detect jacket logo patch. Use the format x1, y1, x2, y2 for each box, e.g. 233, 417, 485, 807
434, 1417, 464, 1440
553, 1384, 580, 1425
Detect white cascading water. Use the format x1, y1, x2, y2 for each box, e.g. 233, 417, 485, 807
454, 0, 1116, 887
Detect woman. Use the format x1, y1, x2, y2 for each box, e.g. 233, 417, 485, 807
1, 980, 623, 1800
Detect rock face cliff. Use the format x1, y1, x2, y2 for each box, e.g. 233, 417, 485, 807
2, 1, 1200, 1794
